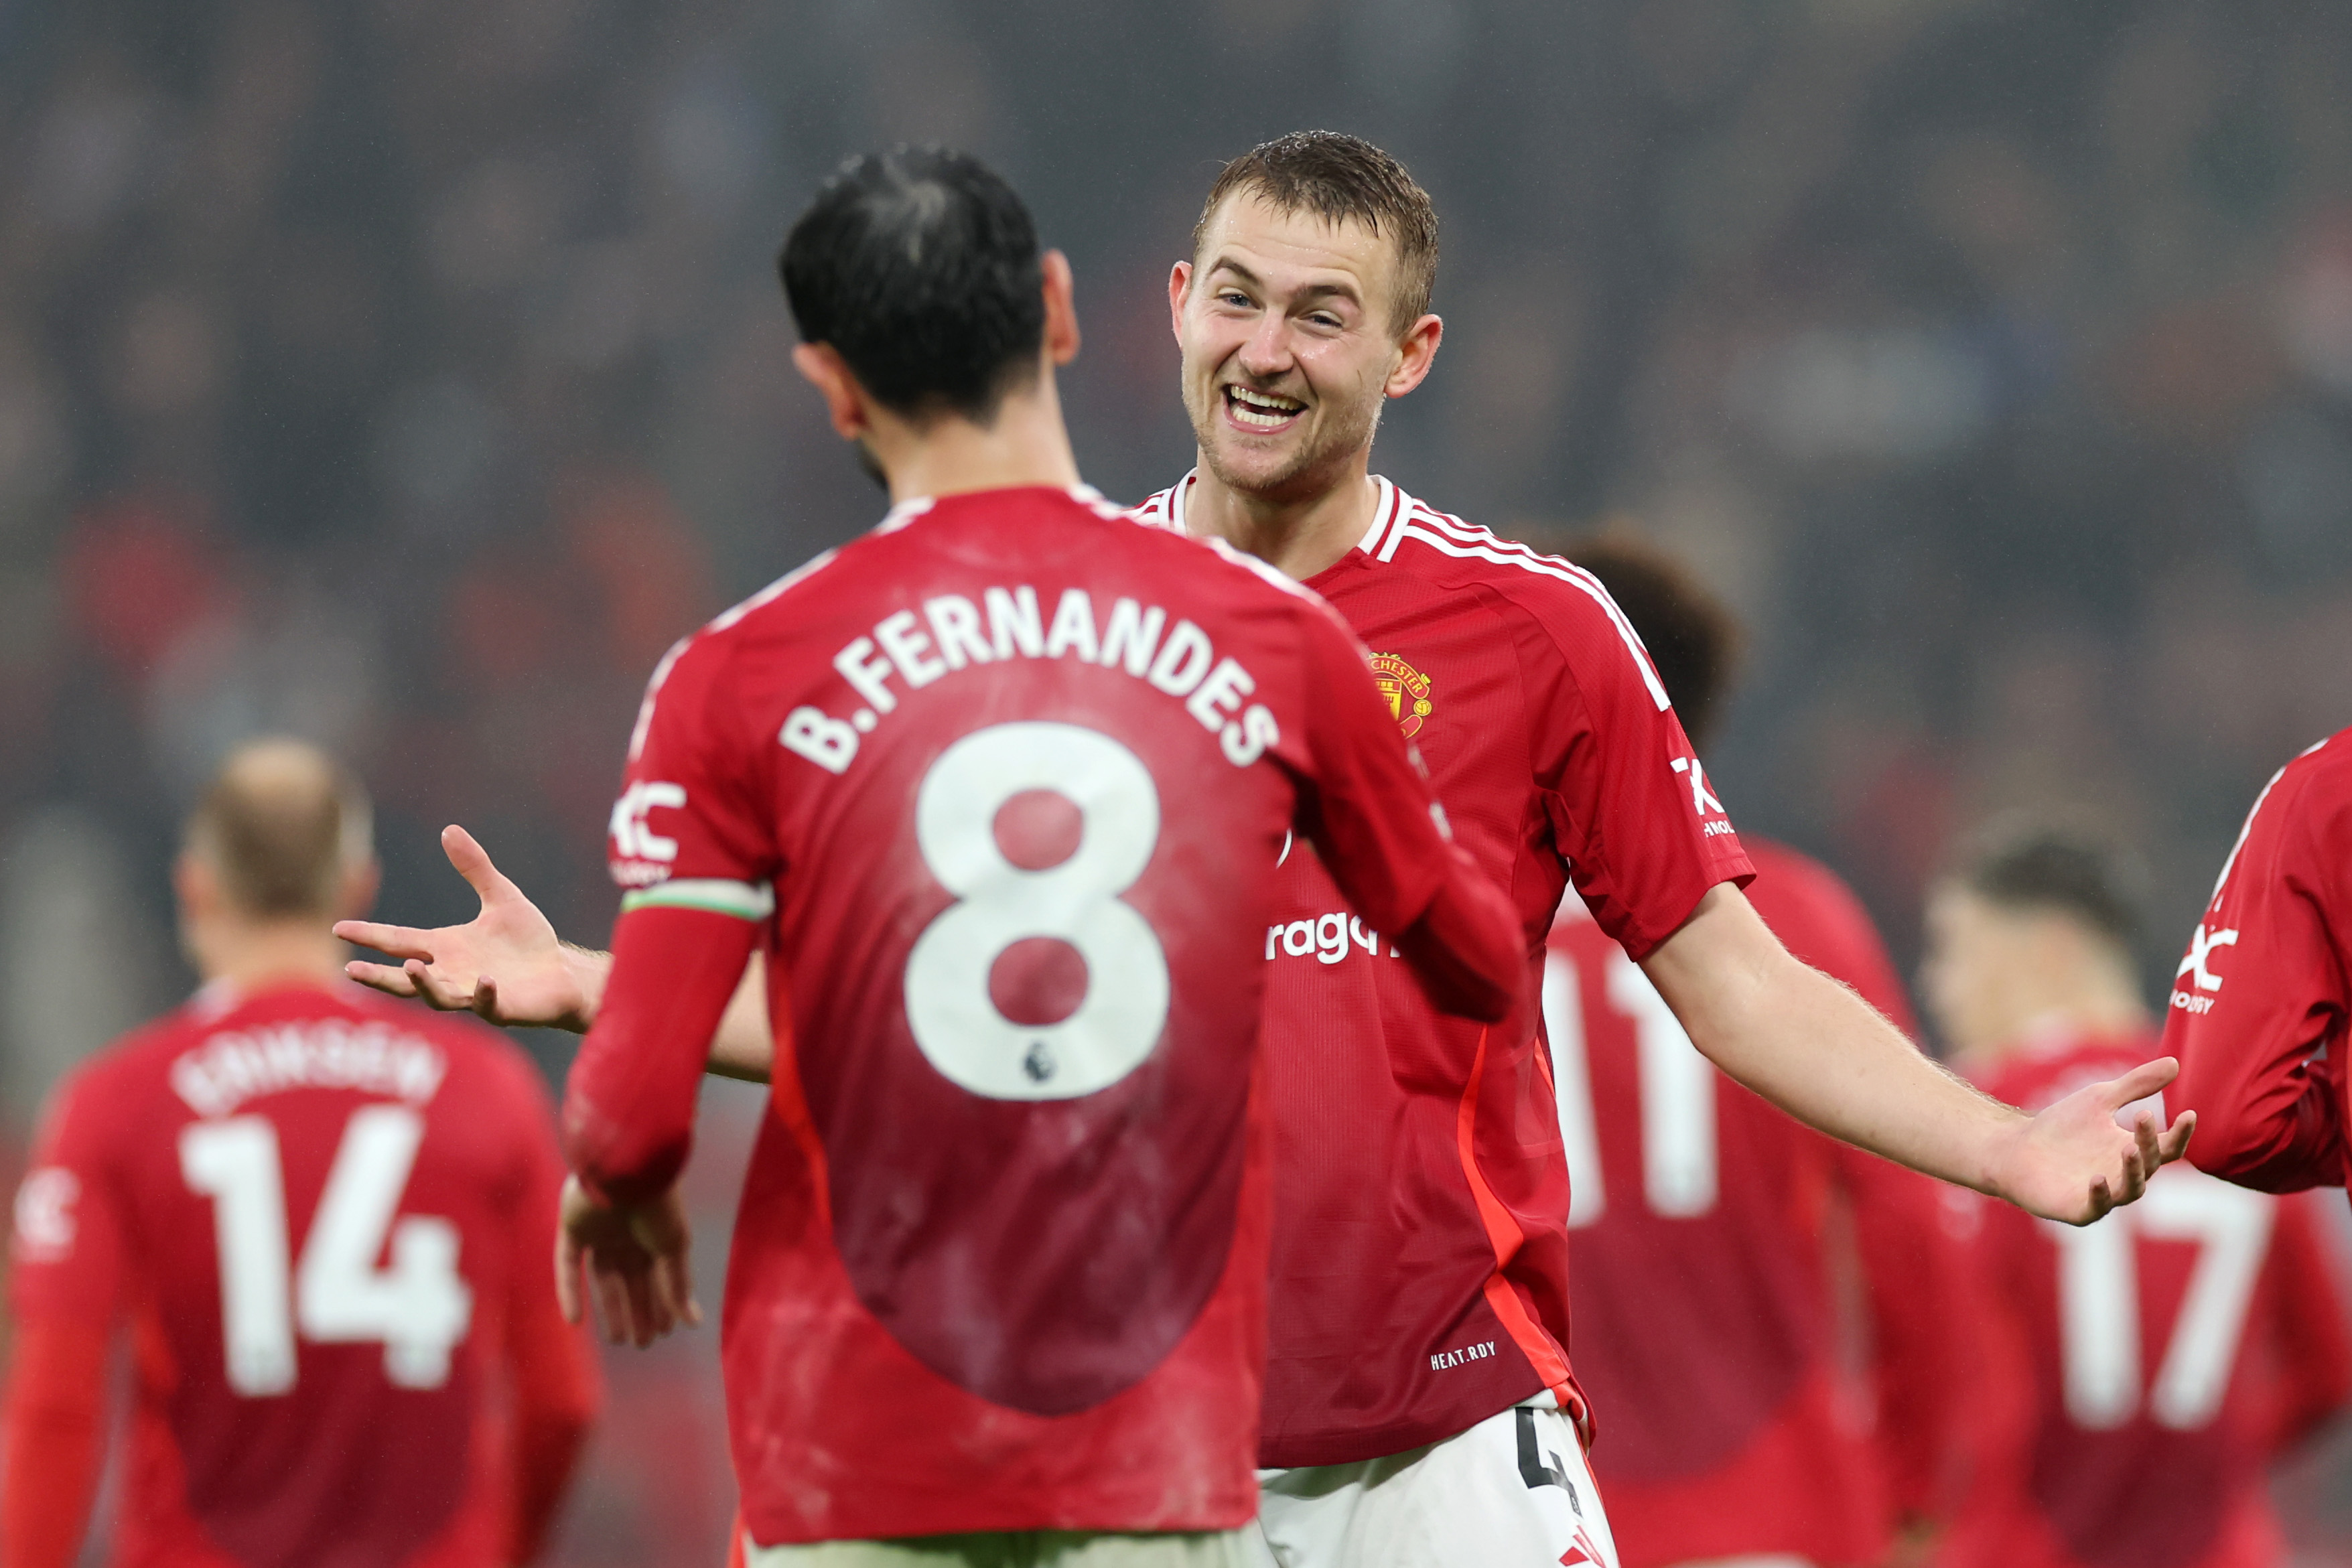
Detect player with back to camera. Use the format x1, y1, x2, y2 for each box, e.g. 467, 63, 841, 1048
0, 739, 601, 1568
397, 147, 1524, 1567
1543, 537, 1968, 1568
352, 133, 2199, 1568
1921, 820, 2352, 1568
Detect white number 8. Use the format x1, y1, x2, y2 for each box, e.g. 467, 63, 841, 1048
905, 721, 1170, 1100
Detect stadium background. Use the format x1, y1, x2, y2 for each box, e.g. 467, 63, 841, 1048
3, 0, 2351, 1559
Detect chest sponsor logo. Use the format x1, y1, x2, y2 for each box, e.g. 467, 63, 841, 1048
1265, 910, 1401, 965
1429, 1337, 1497, 1372
1371, 651, 1434, 739
2170, 922, 2239, 1014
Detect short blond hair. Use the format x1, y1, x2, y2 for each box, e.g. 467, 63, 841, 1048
185, 739, 373, 918
1192, 131, 1440, 336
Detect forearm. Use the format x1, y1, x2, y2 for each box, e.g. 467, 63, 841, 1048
553, 942, 774, 1083
1646, 887, 2024, 1195
561, 907, 757, 1204
1390, 845, 1525, 1023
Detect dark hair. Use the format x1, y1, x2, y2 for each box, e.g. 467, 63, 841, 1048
1949, 814, 2146, 950
780, 146, 1046, 425
186, 738, 373, 917
1560, 535, 1743, 753
1192, 131, 1440, 336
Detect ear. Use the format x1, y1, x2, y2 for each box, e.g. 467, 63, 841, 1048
1040, 249, 1081, 366
1385, 313, 1444, 400
174, 851, 216, 922
1168, 260, 1194, 345
792, 343, 870, 441
337, 858, 383, 922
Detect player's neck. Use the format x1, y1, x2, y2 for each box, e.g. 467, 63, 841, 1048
190, 918, 353, 996
1183, 455, 1381, 581
872, 379, 1083, 506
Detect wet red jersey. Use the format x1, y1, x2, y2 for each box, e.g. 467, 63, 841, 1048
1135, 474, 1754, 1466
1549, 837, 1964, 1567
1941, 1031, 2352, 1568
567, 485, 1519, 1544
2167, 729, 2352, 1192
3, 981, 599, 1568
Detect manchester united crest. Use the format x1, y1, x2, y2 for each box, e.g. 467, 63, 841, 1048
1369, 652, 1435, 739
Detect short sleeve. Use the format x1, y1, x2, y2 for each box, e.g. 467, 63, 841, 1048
2166, 750, 2352, 1191
608, 636, 781, 919
1525, 588, 1752, 960
9, 1069, 128, 1324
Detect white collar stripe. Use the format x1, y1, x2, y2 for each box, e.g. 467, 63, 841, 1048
1385, 520, 1673, 711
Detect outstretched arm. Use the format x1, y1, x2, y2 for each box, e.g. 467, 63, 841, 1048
336, 825, 779, 1081
1644, 885, 2194, 1224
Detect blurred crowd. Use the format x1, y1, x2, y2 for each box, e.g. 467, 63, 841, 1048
4, 0, 2352, 1558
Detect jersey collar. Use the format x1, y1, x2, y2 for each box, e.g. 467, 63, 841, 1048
1166, 470, 1405, 558
874, 483, 1113, 535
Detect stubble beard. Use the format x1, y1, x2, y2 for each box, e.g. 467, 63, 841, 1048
1188, 377, 1384, 509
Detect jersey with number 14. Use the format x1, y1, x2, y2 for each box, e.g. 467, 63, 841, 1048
612, 485, 1472, 1544
8, 982, 582, 1568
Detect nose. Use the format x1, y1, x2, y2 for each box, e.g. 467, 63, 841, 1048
1236, 310, 1294, 380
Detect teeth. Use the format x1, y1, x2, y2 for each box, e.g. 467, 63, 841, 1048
1227, 386, 1302, 429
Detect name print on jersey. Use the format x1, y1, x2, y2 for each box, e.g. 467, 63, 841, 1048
782, 585, 1282, 774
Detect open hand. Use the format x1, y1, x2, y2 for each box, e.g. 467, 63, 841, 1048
1992, 1056, 2197, 1224
554, 1175, 700, 1348
334, 825, 600, 1032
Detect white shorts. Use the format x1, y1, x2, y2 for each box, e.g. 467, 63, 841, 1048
743, 1530, 1254, 1567
1248, 1403, 1620, 1568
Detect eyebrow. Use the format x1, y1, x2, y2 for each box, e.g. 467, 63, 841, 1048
1206, 257, 1365, 310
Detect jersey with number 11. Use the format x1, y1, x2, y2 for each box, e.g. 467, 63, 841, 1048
610, 485, 1468, 1545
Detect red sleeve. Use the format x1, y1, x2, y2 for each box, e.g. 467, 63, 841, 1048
1290, 601, 1522, 1023
0, 1316, 111, 1568
496, 1057, 602, 1562
2254, 1190, 2352, 1453
567, 637, 776, 1203
1523, 578, 1752, 960
2, 1070, 127, 1568
2166, 742, 2352, 1192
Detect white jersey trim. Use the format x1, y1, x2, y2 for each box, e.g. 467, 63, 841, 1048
1381, 494, 1673, 712
620, 878, 776, 920
2207, 733, 2334, 909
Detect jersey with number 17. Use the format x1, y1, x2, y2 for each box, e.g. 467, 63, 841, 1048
609, 484, 1474, 1545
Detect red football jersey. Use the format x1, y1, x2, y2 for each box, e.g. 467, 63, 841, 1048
1550, 837, 1965, 1567
2167, 729, 2352, 1191
1941, 1031, 2352, 1568
1135, 474, 1754, 1466
574, 485, 1499, 1544
5, 980, 594, 1568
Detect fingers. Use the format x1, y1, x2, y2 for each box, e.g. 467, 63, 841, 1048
442, 825, 519, 906
652, 1251, 701, 1332
403, 958, 475, 1013
471, 974, 504, 1025
332, 922, 439, 963
2100, 1056, 2181, 1109
2159, 1109, 2197, 1166
344, 960, 421, 998
594, 1256, 636, 1347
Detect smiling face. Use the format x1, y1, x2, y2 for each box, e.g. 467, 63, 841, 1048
1172, 192, 1439, 506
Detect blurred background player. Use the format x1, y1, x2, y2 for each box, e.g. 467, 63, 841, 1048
1544, 537, 1965, 1568
1923, 818, 2352, 1568
0, 738, 599, 1568
534, 147, 1524, 1565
